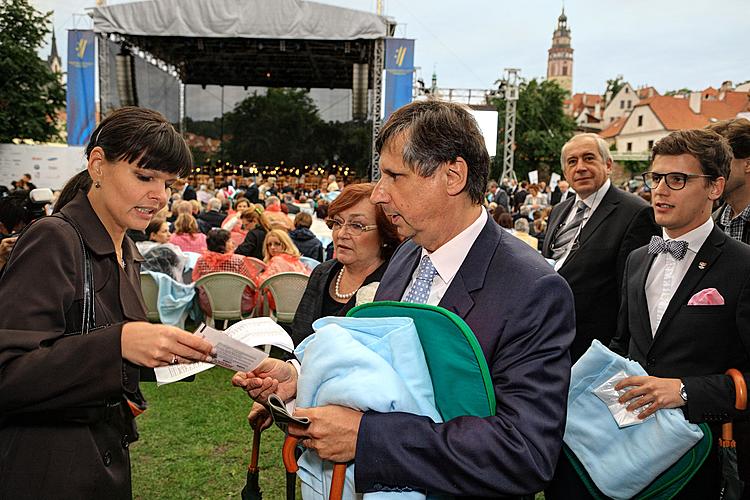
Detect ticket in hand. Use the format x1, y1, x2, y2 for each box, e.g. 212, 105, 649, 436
195, 324, 268, 373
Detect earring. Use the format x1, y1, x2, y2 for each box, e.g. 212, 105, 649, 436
95, 180, 101, 188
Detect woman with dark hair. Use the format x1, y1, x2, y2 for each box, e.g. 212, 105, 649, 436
192, 228, 258, 316
290, 183, 400, 346
235, 206, 271, 260
0, 106, 214, 498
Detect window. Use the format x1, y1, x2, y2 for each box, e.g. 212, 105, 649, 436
627, 100, 632, 108
625, 87, 629, 93
562, 65, 568, 76
638, 116, 643, 127
620, 101, 625, 109
627, 142, 633, 152
648, 140, 654, 150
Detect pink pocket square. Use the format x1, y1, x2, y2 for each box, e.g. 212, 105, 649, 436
688, 288, 725, 306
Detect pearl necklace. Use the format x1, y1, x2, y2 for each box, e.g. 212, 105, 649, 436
334, 267, 358, 299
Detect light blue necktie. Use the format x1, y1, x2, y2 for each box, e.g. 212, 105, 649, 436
403, 255, 438, 304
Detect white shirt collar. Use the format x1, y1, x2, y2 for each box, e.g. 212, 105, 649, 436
575, 178, 611, 212
663, 217, 714, 254
420, 208, 487, 284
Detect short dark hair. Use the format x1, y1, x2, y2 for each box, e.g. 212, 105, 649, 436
206, 228, 231, 253
145, 217, 167, 238
328, 183, 401, 260
376, 99, 489, 204
0, 191, 30, 233
293, 212, 312, 229
707, 118, 750, 160
86, 107, 192, 177
651, 129, 732, 180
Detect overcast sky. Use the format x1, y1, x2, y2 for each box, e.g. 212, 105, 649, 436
35, 0, 749, 96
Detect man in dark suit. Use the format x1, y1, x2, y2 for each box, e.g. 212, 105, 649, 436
542, 133, 659, 362
550, 179, 573, 205
175, 179, 197, 201
236, 101, 576, 497
605, 129, 750, 498
245, 176, 260, 204
709, 118, 750, 244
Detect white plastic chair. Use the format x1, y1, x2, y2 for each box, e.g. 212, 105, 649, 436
258, 272, 310, 325
139, 272, 161, 323
299, 256, 321, 272
193, 271, 257, 328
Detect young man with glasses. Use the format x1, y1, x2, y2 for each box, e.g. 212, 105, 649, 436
606, 129, 750, 498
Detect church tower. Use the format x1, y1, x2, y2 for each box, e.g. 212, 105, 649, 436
47, 30, 62, 75
547, 8, 573, 94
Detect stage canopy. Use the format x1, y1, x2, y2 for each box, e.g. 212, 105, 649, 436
91, 0, 395, 88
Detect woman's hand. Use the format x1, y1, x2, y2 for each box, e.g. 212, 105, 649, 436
120, 322, 214, 367
232, 358, 298, 403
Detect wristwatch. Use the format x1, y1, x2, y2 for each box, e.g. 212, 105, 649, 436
679, 381, 688, 402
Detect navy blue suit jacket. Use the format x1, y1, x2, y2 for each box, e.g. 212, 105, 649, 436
355, 217, 576, 497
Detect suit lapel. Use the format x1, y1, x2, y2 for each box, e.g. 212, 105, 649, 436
374, 241, 421, 301
651, 227, 725, 345
439, 219, 501, 318
635, 252, 657, 343
577, 186, 619, 248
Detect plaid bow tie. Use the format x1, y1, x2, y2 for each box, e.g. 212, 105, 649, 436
647, 235, 688, 260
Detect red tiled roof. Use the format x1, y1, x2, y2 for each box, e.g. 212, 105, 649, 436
702, 86, 719, 98
599, 116, 627, 138
632, 93, 749, 130
637, 87, 659, 99
570, 93, 603, 115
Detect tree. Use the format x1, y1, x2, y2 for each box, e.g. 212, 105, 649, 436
606, 75, 625, 98
490, 78, 576, 182
0, 0, 65, 142
224, 88, 324, 166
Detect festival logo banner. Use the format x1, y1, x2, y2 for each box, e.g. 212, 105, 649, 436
384, 39, 415, 119
67, 30, 96, 146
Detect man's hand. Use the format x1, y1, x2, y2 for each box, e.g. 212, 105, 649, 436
231, 358, 298, 403
0, 236, 17, 270
288, 405, 363, 463
616, 376, 684, 419
247, 402, 273, 431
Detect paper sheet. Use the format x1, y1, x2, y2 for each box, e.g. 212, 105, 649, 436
154, 318, 294, 385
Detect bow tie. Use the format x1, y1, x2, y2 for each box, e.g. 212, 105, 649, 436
647, 235, 689, 260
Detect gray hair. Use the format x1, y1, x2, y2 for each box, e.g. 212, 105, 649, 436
560, 133, 612, 169
265, 195, 280, 207
376, 99, 490, 205
514, 218, 530, 233
207, 197, 222, 211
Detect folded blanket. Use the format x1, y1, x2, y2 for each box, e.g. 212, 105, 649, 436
143, 271, 195, 329
295, 316, 442, 500
564, 340, 704, 500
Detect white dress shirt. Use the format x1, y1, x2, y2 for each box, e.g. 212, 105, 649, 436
554, 179, 611, 271
645, 217, 714, 336
401, 209, 487, 306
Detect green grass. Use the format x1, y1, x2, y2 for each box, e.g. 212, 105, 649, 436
131, 367, 292, 499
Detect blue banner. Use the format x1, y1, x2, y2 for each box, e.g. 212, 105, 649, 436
67, 30, 96, 146
384, 39, 415, 119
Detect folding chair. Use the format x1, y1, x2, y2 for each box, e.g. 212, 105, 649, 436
193, 271, 257, 328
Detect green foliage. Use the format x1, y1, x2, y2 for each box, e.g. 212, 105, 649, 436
664, 88, 692, 96
606, 75, 625, 97
223, 88, 371, 177
490, 78, 575, 181
131, 367, 292, 499
185, 116, 222, 139
622, 160, 651, 174
0, 0, 65, 142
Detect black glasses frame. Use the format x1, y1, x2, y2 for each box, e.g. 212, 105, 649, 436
642, 171, 714, 191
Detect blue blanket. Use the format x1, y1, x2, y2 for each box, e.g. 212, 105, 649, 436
143, 271, 196, 329
563, 340, 704, 500
295, 316, 442, 500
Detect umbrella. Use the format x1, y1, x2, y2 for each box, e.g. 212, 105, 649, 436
719, 368, 747, 500
282, 435, 347, 500
241, 427, 263, 500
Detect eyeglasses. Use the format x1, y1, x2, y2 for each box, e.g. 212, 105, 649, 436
325, 219, 377, 235
642, 172, 714, 191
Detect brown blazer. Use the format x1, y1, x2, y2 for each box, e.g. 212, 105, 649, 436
0, 191, 147, 499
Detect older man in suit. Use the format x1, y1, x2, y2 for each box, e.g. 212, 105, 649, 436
235, 100, 576, 498
607, 129, 750, 497
542, 133, 659, 362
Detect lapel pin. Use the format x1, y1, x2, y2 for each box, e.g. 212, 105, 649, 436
698, 261, 707, 270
